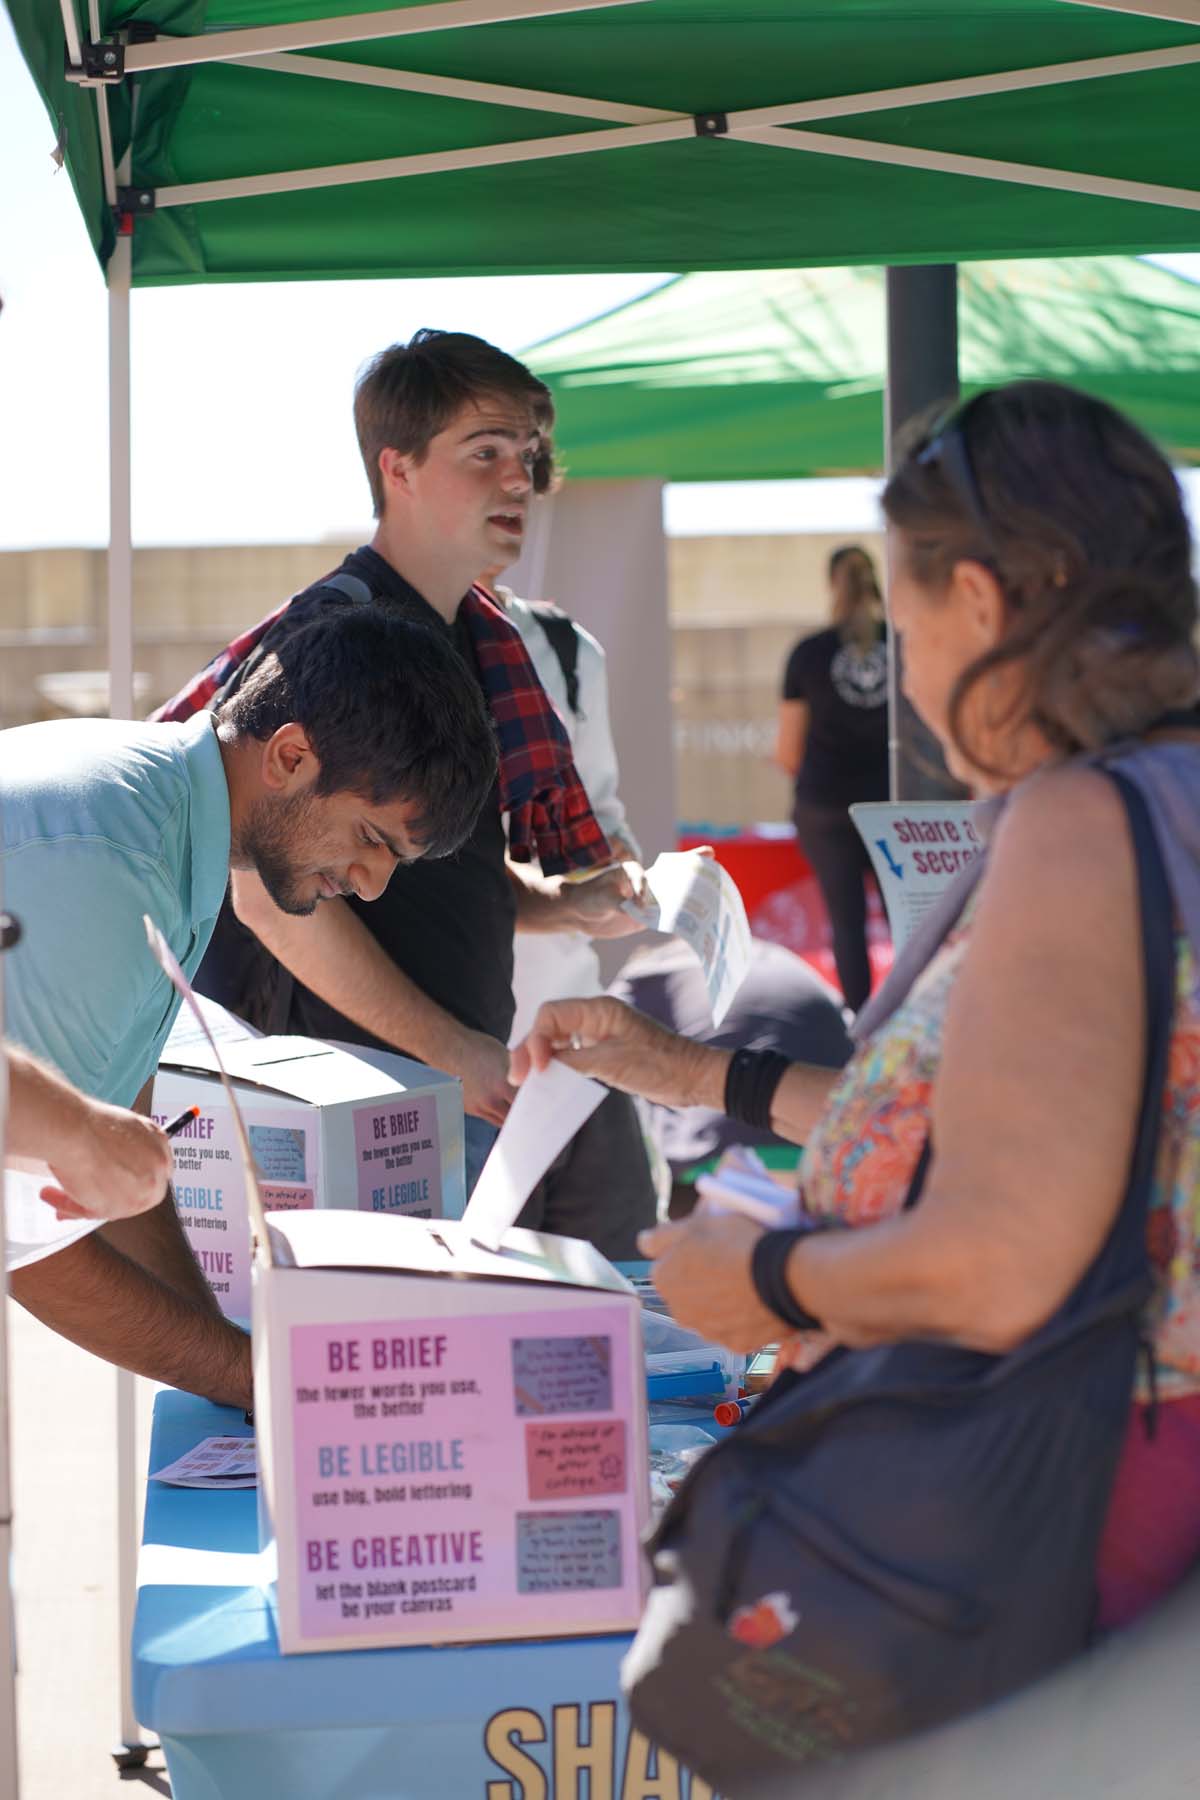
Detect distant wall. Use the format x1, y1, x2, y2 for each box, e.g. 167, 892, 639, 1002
0, 528, 887, 829
668, 530, 886, 826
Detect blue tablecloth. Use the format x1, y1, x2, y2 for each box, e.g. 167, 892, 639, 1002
135, 1390, 720, 1799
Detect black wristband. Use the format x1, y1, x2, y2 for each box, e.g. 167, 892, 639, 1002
723, 1047, 791, 1131
751, 1229, 823, 1333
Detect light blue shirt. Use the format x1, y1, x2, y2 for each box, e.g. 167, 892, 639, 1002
0, 712, 231, 1106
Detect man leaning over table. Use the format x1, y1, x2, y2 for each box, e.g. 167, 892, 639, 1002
156, 329, 643, 1197
1, 602, 497, 1407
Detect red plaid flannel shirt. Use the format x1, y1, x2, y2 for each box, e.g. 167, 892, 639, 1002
152, 568, 612, 876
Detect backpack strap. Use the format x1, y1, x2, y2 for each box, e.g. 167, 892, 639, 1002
527, 601, 582, 718
1099, 768, 1178, 1279
322, 570, 374, 607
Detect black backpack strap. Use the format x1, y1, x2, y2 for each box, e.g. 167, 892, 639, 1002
1101, 768, 1178, 1275
528, 601, 582, 717
322, 570, 374, 607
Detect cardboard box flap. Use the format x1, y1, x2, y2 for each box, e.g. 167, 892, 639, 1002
161, 1035, 433, 1106
265, 1210, 633, 1296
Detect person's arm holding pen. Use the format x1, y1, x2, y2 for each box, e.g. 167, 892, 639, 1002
4, 1041, 173, 1222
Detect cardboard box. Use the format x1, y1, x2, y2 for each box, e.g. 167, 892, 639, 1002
253, 1210, 650, 1654
155, 1034, 465, 1322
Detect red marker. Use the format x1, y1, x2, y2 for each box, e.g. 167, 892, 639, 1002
713, 1397, 755, 1427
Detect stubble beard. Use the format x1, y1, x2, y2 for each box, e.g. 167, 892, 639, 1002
240, 790, 320, 917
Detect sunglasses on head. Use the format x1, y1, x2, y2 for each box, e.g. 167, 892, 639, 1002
913, 398, 996, 553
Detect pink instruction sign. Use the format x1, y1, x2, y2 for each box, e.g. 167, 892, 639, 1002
288, 1304, 639, 1644
160, 1097, 316, 1321
353, 1096, 441, 1217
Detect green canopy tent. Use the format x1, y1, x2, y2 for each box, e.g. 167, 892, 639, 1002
12, 0, 1200, 285
9, 0, 1200, 715
526, 256, 1200, 480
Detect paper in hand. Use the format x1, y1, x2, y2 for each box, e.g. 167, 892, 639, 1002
461, 1061, 607, 1251
4, 1161, 103, 1273
143, 915, 269, 1253
626, 850, 751, 1027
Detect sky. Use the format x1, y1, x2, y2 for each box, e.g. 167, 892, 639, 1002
3, 9, 1200, 552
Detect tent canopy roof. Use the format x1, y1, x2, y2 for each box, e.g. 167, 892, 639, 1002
12, 1, 1200, 286
525, 257, 1200, 480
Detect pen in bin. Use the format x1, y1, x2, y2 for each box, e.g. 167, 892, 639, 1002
163, 1105, 201, 1139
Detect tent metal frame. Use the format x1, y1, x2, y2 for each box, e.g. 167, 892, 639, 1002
54, 0, 1200, 715
13, 0, 1198, 1783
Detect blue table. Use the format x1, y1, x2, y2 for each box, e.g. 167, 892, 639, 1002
134, 1391, 720, 1800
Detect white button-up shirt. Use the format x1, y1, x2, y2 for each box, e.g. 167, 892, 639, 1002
499, 588, 641, 1045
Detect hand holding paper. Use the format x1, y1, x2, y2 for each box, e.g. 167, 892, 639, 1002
623, 849, 750, 1027
4, 1162, 104, 1273
462, 1060, 607, 1251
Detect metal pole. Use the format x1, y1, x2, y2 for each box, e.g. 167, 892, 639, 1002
108, 153, 150, 1772
107, 175, 134, 724
0, 883, 22, 1800
883, 264, 965, 801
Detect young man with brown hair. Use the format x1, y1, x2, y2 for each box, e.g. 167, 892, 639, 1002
157, 330, 642, 1197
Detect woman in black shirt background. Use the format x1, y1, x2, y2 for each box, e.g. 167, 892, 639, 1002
774, 544, 888, 1012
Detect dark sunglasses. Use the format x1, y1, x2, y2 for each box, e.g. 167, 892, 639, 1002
913, 399, 997, 556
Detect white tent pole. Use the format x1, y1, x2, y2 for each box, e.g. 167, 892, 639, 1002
121, 0, 656, 74
106, 142, 146, 1768
107, 176, 133, 723
0, 918, 21, 1800
724, 39, 1200, 130
1060, 0, 1200, 23
57, 0, 82, 72
738, 123, 1200, 215
153, 116, 691, 208
150, 106, 1200, 214
93, 83, 118, 207
244, 51, 674, 123
113, 1366, 144, 1766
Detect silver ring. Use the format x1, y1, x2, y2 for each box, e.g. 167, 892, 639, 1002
569, 1033, 584, 1051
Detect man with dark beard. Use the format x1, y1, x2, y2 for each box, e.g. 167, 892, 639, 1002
1, 601, 495, 1405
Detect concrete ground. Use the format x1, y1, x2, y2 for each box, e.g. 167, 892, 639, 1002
7, 1301, 170, 1798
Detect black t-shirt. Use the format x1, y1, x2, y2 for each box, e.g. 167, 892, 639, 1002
196, 545, 516, 1052
782, 624, 889, 810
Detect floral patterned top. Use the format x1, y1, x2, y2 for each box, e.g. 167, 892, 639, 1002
799, 912, 1200, 1401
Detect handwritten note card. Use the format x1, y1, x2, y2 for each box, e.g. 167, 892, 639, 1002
516, 1510, 623, 1594
525, 1420, 627, 1501
512, 1335, 613, 1416
248, 1124, 307, 1185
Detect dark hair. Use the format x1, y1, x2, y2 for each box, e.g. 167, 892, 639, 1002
883, 380, 1199, 767
354, 329, 556, 517
215, 600, 498, 858
828, 543, 876, 583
